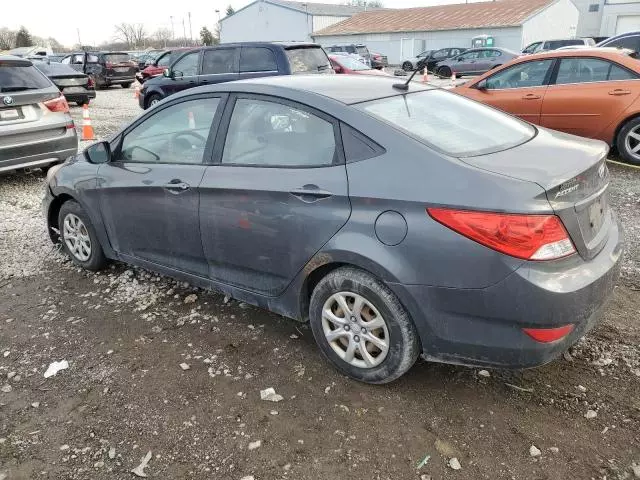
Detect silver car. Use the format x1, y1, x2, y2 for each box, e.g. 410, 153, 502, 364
435, 48, 519, 78
0, 56, 78, 174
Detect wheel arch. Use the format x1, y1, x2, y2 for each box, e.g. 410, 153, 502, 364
612, 111, 640, 147
47, 192, 77, 243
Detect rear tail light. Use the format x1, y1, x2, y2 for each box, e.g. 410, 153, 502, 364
427, 208, 576, 261
43, 94, 70, 113
523, 324, 575, 343
87, 76, 94, 87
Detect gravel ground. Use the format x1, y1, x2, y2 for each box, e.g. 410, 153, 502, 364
0, 86, 638, 480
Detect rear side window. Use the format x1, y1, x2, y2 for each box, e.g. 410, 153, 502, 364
432, 49, 449, 59
203, 48, 237, 74
546, 40, 584, 49
104, 53, 130, 64
0, 62, 51, 92
240, 47, 277, 72
356, 90, 535, 157
285, 47, 331, 73
555, 57, 638, 84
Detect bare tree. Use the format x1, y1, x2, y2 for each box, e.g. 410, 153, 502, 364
114, 23, 147, 48
153, 28, 172, 48
0, 27, 16, 50
131, 24, 147, 48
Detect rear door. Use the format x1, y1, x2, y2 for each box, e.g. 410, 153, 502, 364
200, 47, 239, 85
238, 46, 279, 80
97, 94, 224, 276
463, 59, 555, 124
541, 56, 640, 139
199, 94, 351, 295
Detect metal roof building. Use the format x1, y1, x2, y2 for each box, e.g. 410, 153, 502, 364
312, 0, 580, 64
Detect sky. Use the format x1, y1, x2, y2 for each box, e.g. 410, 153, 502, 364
1, 0, 492, 48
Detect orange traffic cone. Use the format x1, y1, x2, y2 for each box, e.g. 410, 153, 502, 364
134, 86, 140, 99
81, 104, 96, 141
450, 71, 457, 86
422, 69, 429, 83
188, 111, 195, 129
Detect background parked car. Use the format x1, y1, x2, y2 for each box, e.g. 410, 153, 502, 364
454, 48, 640, 164
47, 54, 65, 63
598, 31, 640, 52
136, 47, 195, 83
34, 61, 96, 106
435, 47, 519, 77
326, 44, 372, 67
522, 38, 595, 55
403, 47, 467, 73
0, 56, 77, 174
139, 42, 333, 109
329, 54, 389, 76
370, 51, 388, 70
61, 51, 136, 89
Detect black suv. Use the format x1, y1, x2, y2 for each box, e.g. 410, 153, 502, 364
139, 42, 332, 109
61, 51, 137, 89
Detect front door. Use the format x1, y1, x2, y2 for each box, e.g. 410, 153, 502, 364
455, 50, 480, 75
97, 95, 223, 276
165, 50, 201, 96
464, 59, 555, 124
541, 57, 640, 139
199, 95, 351, 295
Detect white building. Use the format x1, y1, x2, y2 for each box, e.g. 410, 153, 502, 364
572, 0, 640, 38
312, 0, 579, 65
220, 0, 367, 44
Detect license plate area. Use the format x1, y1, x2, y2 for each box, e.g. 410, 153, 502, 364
115, 67, 129, 73
63, 86, 87, 93
0, 108, 21, 121
575, 189, 610, 252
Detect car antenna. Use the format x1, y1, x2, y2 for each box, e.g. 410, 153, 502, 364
393, 65, 422, 91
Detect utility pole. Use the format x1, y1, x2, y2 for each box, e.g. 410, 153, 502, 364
188, 12, 193, 44
76, 28, 82, 47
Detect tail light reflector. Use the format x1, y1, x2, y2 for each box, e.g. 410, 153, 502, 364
523, 324, 575, 343
43, 94, 70, 113
427, 208, 576, 261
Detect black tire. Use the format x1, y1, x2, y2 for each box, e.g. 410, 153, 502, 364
438, 66, 452, 78
402, 61, 413, 72
309, 267, 420, 384
616, 116, 640, 165
146, 93, 162, 109
76, 98, 89, 107
58, 200, 107, 272
121, 82, 133, 89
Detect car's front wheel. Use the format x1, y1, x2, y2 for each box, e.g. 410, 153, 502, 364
146, 93, 162, 109
438, 66, 452, 78
402, 61, 413, 72
122, 82, 133, 89
309, 267, 420, 384
58, 200, 107, 271
617, 116, 640, 165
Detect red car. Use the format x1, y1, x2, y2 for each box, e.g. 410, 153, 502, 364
329, 55, 389, 76
137, 48, 195, 83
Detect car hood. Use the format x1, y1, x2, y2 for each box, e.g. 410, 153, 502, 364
355, 69, 390, 76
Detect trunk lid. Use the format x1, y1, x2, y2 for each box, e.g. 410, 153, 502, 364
461, 127, 611, 260
104, 53, 135, 77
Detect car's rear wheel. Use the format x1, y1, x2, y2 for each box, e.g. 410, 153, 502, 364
58, 200, 107, 271
76, 98, 89, 107
438, 66, 452, 78
122, 82, 133, 89
402, 61, 413, 72
616, 117, 640, 165
309, 267, 420, 384
146, 93, 162, 109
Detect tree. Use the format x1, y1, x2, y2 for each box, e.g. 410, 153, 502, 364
200, 27, 215, 46
226, 5, 235, 16
15, 26, 33, 48
344, 0, 384, 7
0, 28, 16, 50
114, 23, 147, 48
153, 28, 172, 48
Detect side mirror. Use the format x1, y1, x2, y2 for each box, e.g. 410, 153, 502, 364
476, 79, 488, 90
457, 57, 463, 62
163, 68, 172, 78
173, 70, 184, 78
84, 141, 111, 164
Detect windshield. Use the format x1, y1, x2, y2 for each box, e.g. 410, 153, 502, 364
0, 62, 51, 92
333, 56, 370, 71
356, 90, 535, 157
286, 47, 332, 74
104, 53, 131, 64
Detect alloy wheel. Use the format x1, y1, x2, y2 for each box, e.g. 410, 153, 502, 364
321, 292, 390, 369
63, 213, 92, 262
624, 125, 640, 162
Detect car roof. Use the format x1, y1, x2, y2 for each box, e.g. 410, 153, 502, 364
0, 55, 32, 64
187, 74, 433, 105
524, 47, 638, 62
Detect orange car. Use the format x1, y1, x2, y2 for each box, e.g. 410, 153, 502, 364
455, 49, 640, 164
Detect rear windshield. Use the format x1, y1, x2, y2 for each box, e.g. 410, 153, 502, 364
0, 62, 51, 92
333, 56, 370, 71
356, 46, 369, 56
285, 47, 332, 73
104, 53, 131, 64
356, 90, 535, 157
547, 39, 585, 49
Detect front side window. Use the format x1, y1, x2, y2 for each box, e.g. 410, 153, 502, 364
203, 48, 237, 74
240, 47, 276, 73
485, 59, 554, 89
523, 42, 542, 54
460, 51, 479, 60
117, 98, 219, 164
156, 52, 172, 68
172, 51, 199, 77
555, 57, 635, 84
357, 90, 535, 157
222, 98, 336, 167
433, 49, 449, 59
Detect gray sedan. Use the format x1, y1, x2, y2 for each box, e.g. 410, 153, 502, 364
1, 56, 78, 174
43, 75, 622, 384
435, 47, 519, 78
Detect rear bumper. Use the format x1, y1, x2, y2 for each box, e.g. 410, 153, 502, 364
103, 76, 135, 85
389, 214, 624, 369
0, 128, 78, 173
64, 90, 96, 102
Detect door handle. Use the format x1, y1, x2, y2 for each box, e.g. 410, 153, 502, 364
289, 185, 333, 203
609, 89, 631, 96
163, 179, 190, 193
522, 93, 542, 100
